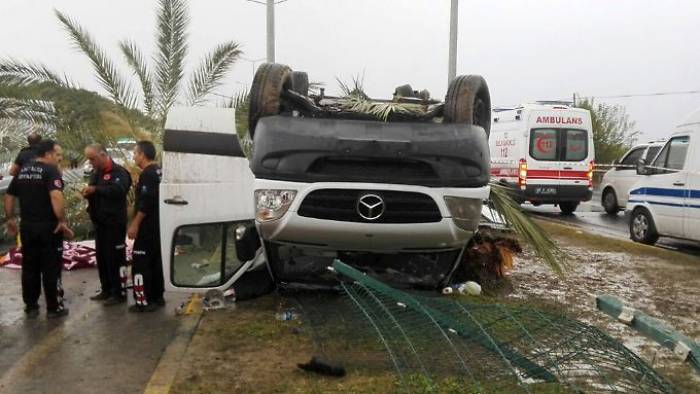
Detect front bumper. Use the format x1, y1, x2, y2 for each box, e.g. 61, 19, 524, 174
255, 179, 490, 252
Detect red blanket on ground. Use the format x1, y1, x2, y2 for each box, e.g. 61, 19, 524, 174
0, 241, 98, 271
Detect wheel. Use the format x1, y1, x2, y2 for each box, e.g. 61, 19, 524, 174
290, 71, 309, 96
248, 63, 292, 138
394, 84, 414, 98
602, 188, 619, 215
443, 75, 491, 136
559, 202, 578, 215
630, 208, 659, 245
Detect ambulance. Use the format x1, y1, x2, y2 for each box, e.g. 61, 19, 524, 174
489, 103, 595, 214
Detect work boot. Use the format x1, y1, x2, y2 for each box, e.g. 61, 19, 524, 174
102, 295, 126, 306
128, 304, 157, 313
89, 291, 111, 301
24, 304, 40, 318
47, 308, 69, 319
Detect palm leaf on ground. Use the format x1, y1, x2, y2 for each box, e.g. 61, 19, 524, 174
488, 182, 568, 274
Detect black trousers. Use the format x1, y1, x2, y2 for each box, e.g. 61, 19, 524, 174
131, 232, 164, 306
20, 222, 64, 311
94, 222, 127, 297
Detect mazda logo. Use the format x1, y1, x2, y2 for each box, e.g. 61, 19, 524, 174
357, 194, 385, 221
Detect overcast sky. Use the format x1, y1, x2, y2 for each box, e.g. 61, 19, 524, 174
2, 0, 699, 143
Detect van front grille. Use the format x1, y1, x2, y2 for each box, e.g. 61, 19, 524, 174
298, 189, 442, 224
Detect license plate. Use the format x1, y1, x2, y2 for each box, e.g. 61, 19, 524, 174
534, 187, 557, 195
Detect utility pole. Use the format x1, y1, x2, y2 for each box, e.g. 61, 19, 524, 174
448, 0, 458, 83
266, 0, 275, 62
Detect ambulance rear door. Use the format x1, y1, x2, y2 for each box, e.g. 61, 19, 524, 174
159, 107, 257, 292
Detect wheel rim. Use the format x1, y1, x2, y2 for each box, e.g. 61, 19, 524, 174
632, 214, 648, 239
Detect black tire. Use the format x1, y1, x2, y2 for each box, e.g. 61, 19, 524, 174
394, 84, 414, 97
290, 71, 309, 96
249, 63, 292, 138
630, 208, 659, 245
559, 202, 578, 215
602, 188, 619, 215
444, 75, 491, 136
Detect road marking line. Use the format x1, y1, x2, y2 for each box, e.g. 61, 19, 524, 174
0, 299, 100, 392
143, 313, 202, 394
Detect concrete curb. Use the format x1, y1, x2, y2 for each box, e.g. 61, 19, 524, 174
143, 311, 202, 394
596, 294, 700, 374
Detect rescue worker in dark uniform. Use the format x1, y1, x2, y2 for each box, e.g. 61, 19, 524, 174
9, 132, 42, 176
3, 139, 73, 318
82, 144, 132, 305
127, 141, 164, 312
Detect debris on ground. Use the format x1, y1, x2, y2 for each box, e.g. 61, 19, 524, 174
295, 259, 674, 393
175, 293, 203, 316
297, 357, 346, 377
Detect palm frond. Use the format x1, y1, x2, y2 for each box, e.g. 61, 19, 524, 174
488, 182, 568, 274
119, 40, 155, 116
0, 58, 70, 87
154, 0, 189, 119
225, 89, 253, 158
339, 96, 425, 122
336, 74, 368, 100
0, 97, 57, 127
187, 41, 242, 106
55, 10, 136, 109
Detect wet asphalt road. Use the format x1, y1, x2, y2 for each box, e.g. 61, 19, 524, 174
524, 199, 700, 257
0, 264, 188, 394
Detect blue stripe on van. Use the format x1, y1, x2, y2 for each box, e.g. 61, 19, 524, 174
630, 187, 700, 199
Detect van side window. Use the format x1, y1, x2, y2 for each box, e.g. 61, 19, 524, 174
620, 147, 645, 168
652, 136, 690, 172
645, 146, 661, 163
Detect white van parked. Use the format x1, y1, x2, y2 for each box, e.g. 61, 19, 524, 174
599, 140, 665, 215
490, 103, 595, 214
628, 109, 700, 245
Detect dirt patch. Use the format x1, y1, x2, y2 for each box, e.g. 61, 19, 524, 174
170, 295, 401, 394
508, 220, 700, 392
170, 220, 699, 393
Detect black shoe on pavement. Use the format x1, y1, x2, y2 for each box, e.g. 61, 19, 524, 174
24, 304, 40, 318
47, 308, 69, 319
89, 291, 111, 301
128, 304, 157, 313
102, 296, 127, 306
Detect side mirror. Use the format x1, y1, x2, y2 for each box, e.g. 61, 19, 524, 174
636, 159, 651, 175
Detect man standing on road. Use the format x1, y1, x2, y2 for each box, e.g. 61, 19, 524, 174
82, 144, 132, 306
3, 139, 73, 318
9, 132, 42, 176
127, 141, 164, 312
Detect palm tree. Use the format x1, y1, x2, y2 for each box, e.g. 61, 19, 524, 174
0, 0, 242, 139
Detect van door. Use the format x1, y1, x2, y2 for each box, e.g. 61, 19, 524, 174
159, 107, 256, 292
558, 128, 591, 193
528, 128, 560, 197
682, 137, 699, 240
632, 136, 690, 238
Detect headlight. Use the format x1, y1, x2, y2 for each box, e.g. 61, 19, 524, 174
255, 189, 297, 222
444, 196, 482, 231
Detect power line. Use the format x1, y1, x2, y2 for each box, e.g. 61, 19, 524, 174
574, 89, 700, 100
